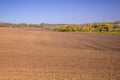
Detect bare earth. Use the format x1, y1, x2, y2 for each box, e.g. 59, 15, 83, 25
0, 28, 120, 80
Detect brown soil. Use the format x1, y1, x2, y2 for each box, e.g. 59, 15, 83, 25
0, 28, 120, 80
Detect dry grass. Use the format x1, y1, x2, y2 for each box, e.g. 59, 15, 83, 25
0, 28, 120, 80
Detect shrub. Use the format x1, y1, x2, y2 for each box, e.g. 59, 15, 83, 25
54, 25, 79, 32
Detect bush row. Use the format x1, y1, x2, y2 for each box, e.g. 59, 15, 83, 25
52, 24, 120, 32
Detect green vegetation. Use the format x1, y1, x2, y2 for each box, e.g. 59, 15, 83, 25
54, 25, 79, 32
52, 23, 120, 34
96, 32, 120, 35
0, 22, 120, 34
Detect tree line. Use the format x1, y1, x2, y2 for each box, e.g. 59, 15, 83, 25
52, 23, 120, 32
0, 22, 120, 32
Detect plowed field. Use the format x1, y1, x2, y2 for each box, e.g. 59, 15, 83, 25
0, 28, 120, 80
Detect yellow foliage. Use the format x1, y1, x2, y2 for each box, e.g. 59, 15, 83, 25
105, 23, 113, 31
86, 24, 92, 31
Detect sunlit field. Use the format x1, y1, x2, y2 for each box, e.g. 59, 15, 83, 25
0, 28, 119, 80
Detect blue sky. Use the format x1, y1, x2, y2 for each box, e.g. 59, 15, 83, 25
0, 0, 120, 24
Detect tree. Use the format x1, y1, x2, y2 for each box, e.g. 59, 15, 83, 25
105, 23, 113, 31
86, 24, 92, 32
79, 26, 85, 32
